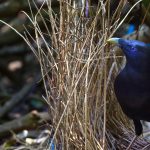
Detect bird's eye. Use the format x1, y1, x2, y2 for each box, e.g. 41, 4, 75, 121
131, 46, 136, 51
125, 45, 136, 52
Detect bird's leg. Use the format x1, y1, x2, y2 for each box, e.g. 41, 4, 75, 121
133, 119, 143, 136
126, 135, 137, 150
126, 119, 143, 150
126, 120, 142, 150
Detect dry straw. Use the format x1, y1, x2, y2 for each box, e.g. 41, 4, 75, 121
1, 0, 149, 149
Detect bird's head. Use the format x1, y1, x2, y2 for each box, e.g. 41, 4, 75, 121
107, 38, 150, 72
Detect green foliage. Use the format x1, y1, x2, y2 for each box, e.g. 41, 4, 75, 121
143, 0, 150, 8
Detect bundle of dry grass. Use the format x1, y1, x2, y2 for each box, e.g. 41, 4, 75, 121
31, 0, 148, 149
39, 1, 132, 149
2, 0, 150, 149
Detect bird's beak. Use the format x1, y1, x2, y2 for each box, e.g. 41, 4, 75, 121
107, 38, 120, 44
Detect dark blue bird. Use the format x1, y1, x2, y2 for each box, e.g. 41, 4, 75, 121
108, 38, 150, 136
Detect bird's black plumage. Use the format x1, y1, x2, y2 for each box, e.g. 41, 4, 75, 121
108, 38, 150, 136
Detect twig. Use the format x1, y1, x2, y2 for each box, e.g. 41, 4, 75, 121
0, 0, 58, 17
0, 74, 41, 118
126, 135, 138, 150
0, 111, 50, 138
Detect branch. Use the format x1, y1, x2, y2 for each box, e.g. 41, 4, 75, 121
0, 111, 50, 138
0, 0, 59, 17
0, 74, 41, 118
